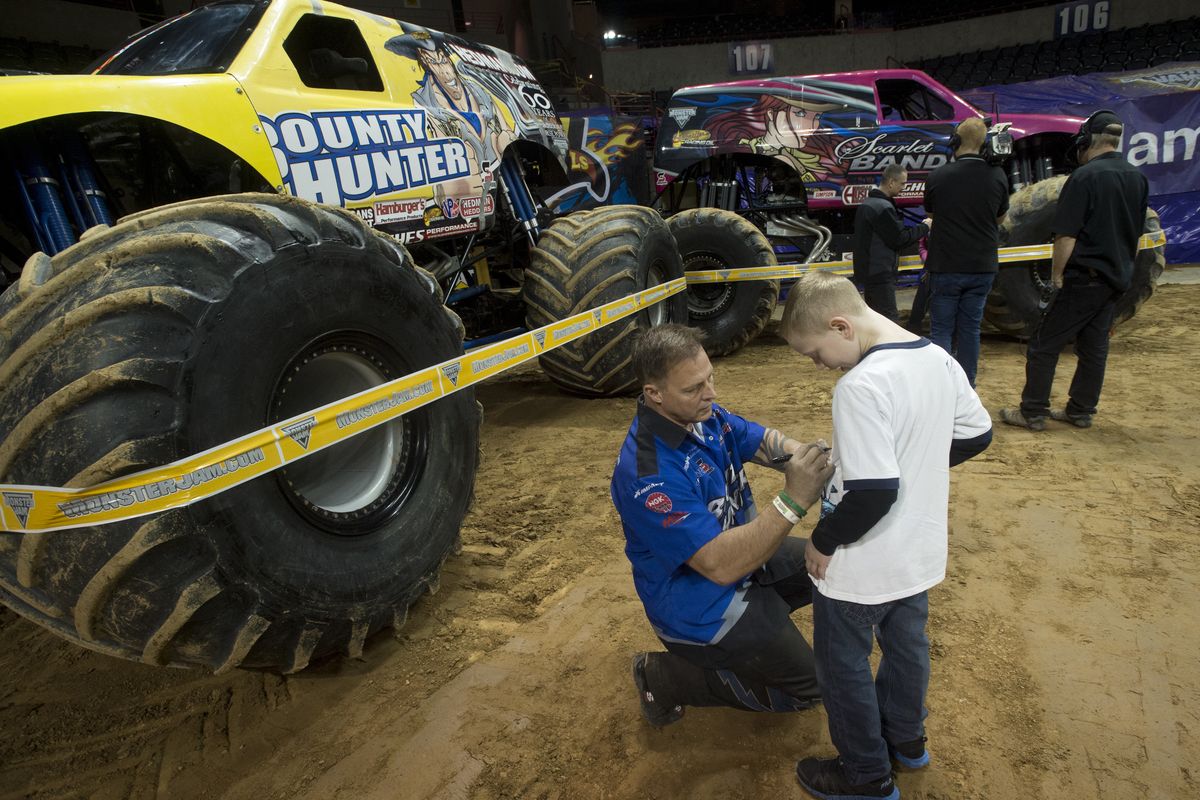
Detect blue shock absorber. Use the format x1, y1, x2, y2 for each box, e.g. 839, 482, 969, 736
497, 157, 540, 244
12, 130, 75, 255
62, 133, 115, 228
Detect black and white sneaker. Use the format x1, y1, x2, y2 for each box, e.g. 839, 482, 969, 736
630, 652, 684, 728
795, 756, 899, 800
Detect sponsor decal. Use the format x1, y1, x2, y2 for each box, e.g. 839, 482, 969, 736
696, 459, 713, 475
261, 109, 472, 207
424, 221, 480, 241
457, 194, 495, 219
448, 43, 538, 82
721, 422, 732, 434
533, 330, 546, 348
634, 481, 665, 499
592, 309, 603, 325
841, 184, 873, 205
335, 381, 436, 428
440, 363, 462, 386
671, 129, 714, 148
57, 449, 267, 520
718, 270, 732, 281
551, 318, 592, 342
374, 198, 426, 224
645, 491, 673, 514
423, 202, 445, 226
1116, 66, 1200, 91
811, 189, 837, 199
471, 343, 530, 374
655, 170, 673, 190
668, 106, 697, 127
351, 205, 375, 224
834, 133, 948, 172
281, 417, 316, 450
662, 511, 690, 527
3, 491, 34, 528
396, 229, 429, 244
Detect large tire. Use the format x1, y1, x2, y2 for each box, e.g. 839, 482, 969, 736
524, 206, 687, 396
985, 176, 1166, 338
0, 194, 478, 672
668, 208, 779, 357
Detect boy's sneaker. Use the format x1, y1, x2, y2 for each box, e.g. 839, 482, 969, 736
889, 736, 930, 769
795, 756, 899, 800
999, 408, 1046, 431
1050, 409, 1093, 428
630, 652, 683, 728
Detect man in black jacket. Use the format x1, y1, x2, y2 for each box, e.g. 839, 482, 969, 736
923, 118, 1010, 387
852, 164, 929, 321
999, 110, 1149, 431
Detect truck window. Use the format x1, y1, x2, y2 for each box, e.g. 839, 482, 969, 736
93, 2, 264, 75
283, 15, 384, 92
875, 79, 954, 122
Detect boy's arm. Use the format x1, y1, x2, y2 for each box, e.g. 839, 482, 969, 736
806, 381, 900, 576
950, 363, 993, 467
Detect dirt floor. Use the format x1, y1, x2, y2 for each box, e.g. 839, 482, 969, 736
2, 283, 1199, 800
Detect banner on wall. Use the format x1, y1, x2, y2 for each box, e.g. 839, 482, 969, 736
964, 62, 1200, 262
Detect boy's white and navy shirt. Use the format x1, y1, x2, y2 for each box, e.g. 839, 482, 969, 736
814, 339, 991, 605
611, 398, 765, 645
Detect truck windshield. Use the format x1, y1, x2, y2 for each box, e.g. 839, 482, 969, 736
92, 1, 266, 76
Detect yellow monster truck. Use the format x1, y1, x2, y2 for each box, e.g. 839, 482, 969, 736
0, 0, 687, 672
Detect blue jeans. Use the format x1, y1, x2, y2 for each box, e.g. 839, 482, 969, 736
929, 272, 995, 387
813, 590, 930, 784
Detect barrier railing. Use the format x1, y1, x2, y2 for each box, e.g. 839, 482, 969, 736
0, 228, 1167, 533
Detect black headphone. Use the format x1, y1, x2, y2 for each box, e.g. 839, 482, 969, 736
947, 120, 964, 154
1068, 108, 1121, 167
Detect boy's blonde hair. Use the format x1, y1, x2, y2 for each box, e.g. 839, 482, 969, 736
780, 271, 867, 338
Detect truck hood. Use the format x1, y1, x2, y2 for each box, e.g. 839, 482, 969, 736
996, 111, 1086, 138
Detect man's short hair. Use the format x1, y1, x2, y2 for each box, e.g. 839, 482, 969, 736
955, 117, 987, 153
780, 271, 867, 338
633, 324, 707, 385
881, 164, 907, 184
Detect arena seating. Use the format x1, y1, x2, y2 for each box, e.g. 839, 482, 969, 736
911, 16, 1200, 90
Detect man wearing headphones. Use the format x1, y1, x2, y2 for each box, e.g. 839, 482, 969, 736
1000, 110, 1148, 431
922, 118, 1010, 387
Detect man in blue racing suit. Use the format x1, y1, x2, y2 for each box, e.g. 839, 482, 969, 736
612, 324, 833, 726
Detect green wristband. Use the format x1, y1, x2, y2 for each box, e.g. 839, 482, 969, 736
777, 490, 807, 518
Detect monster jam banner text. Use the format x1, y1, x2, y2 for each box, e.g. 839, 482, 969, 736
261, 109, 471, 206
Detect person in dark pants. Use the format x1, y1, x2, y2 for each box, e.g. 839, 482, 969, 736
923, 117, 1010, 386
853, 164, 929, 321
1000, 110, 1149, 431
610, 324, 834, 725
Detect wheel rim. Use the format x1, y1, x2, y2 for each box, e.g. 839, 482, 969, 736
270, 335, 427, 536
646, 258, 670, 326
684, 252, 735, 320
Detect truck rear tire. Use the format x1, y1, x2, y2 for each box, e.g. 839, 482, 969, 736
0, 194, 478, 672
524, 206, 687, 396
985, 177, 1165, 338
668, 208, 779, 356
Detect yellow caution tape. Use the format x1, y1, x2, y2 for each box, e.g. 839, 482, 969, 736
685, 229, 1168, 284
0, 227, 1169, 533
0, 278, 687, 533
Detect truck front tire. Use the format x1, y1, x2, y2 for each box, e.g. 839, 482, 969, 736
0, 194, 478, 672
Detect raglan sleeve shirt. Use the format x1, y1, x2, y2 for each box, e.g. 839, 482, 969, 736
810, 379, 900, 556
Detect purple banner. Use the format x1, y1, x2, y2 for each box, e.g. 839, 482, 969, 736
965, 62, 1200, 262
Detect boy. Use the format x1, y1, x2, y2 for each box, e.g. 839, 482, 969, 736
780, 272, 992, 799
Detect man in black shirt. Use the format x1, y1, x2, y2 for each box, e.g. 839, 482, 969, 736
1000, 110, 1149, 431
852, 164, 930, 321
923, 118, 1010, 386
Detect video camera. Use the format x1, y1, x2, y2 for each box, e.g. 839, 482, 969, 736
947, 119, 1014, 166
